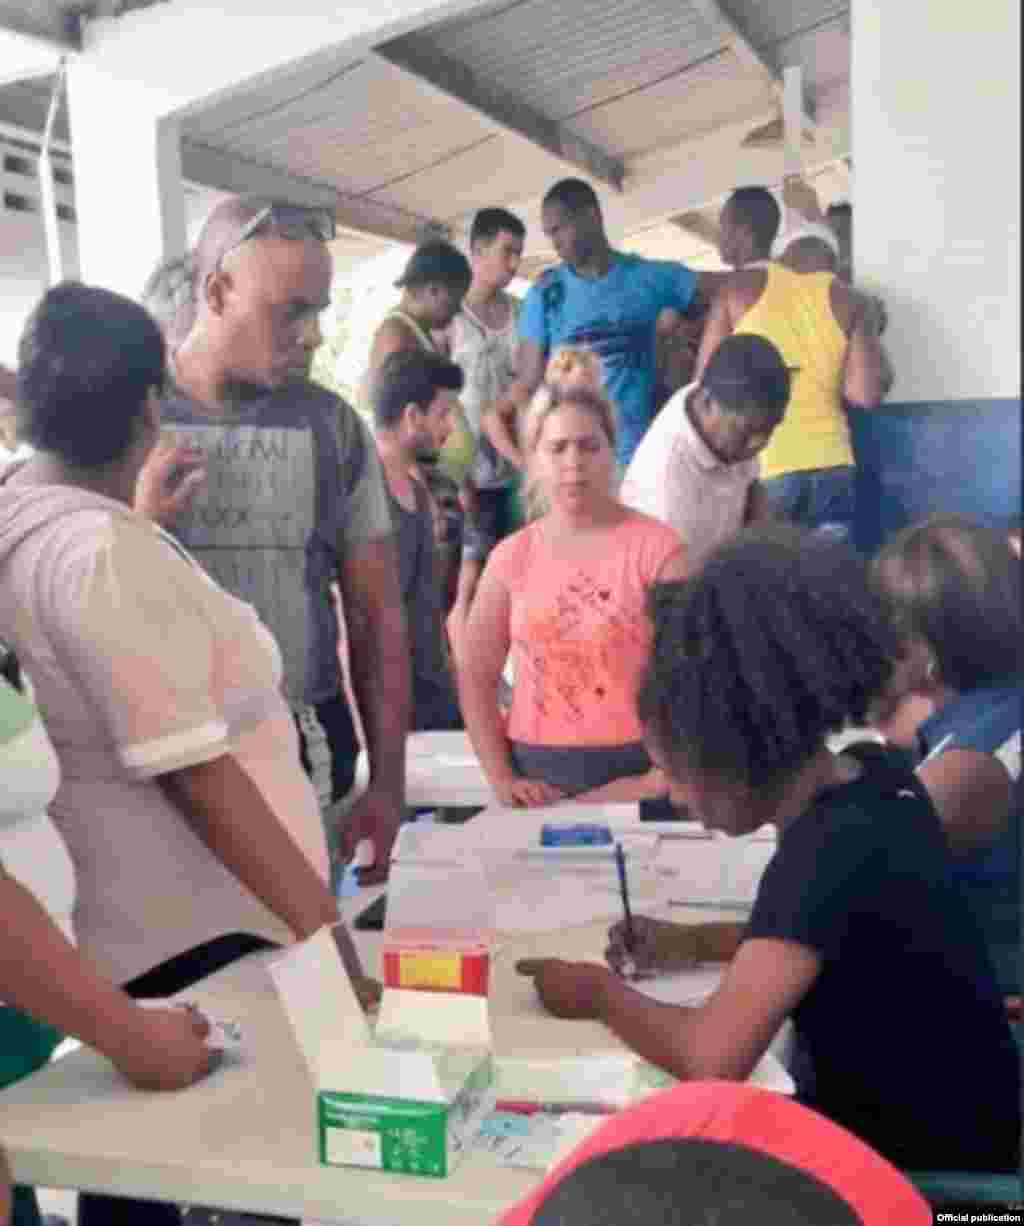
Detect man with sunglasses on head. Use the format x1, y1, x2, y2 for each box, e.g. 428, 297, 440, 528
153, 195, 409, 885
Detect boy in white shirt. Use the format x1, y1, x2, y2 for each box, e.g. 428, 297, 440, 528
619, 334, 790, 572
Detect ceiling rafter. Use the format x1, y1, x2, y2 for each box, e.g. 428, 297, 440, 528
180, 141, 435, 247
689, 0, 816, 130
373, 38, 626, 193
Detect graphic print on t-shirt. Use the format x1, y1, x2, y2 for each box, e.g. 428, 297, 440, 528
161, 422, 314, 704
515, 567, 647, 728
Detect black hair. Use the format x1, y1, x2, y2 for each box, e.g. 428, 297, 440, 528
372, 348, 464, 430
542, 178, 601, 217
16, 281, 166, 468
873, 513, 1024, 692
470, 207, 526, 247
700, 333, 790, 420
532, 1139, 861, 1226
637, 524, 900, 790
395, 239, 472, 292
726, 187, 782, 253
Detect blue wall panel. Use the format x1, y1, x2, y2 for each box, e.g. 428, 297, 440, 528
849, 399, 1022, 553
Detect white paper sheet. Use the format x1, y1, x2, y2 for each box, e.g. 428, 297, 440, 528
659, 835, 775, 908
490, 863, 674, 935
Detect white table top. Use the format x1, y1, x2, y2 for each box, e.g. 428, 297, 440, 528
402, 731, 495, 809
1, 893, 749, 1225
0, 778, 780, 1225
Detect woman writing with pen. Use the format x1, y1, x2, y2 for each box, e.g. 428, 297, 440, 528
517, 524, 1020, 1174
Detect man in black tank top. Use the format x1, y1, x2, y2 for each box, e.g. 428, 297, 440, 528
369, 349, 465, 732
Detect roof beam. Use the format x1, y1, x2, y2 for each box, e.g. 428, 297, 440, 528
374, 41, 625, 193
689, 0, 816, 129
180, 140, 436, 246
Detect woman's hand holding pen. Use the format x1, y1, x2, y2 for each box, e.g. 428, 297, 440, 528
606, 916, 700, 978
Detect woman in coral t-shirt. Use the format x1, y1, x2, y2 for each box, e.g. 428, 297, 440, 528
458, 350, 686, 807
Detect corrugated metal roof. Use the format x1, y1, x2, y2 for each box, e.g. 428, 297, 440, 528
183, 59, 367, 144
0, 0, 852, 261
570, 57, 772, 158
383, 0, 728, 122
720, 0, 848, 53
186, 59, 497, 197
362, 128, 564, 217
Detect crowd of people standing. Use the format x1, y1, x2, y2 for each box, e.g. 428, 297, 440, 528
0, 168, 1018, 1225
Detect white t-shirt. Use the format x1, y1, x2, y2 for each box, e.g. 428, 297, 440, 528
619, 382, 759, 572
0, 678, 76, 944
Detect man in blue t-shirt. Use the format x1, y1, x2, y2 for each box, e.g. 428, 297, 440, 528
484, 179, 726, 472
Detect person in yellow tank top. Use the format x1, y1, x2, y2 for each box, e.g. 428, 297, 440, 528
696, 220, 892, 541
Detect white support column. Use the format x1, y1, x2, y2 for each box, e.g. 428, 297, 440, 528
852, 0, 1020, 401
65, 62, 186, 299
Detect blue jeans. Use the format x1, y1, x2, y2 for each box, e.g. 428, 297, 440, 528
761, 465, 857, 540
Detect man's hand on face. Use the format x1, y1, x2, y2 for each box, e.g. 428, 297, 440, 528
135, 435, 207, 525
336, 785, 404, 885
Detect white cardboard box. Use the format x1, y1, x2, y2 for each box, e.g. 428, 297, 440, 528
269, 925, 495, 1178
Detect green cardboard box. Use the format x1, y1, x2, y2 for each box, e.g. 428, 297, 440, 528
269, 925, 495, 1177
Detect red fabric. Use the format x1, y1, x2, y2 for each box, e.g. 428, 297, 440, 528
497, 1081, 930, 1226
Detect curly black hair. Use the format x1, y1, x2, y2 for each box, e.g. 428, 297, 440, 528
637, 524, 901, 790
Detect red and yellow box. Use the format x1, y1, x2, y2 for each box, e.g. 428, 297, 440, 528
382, 928, 490, 996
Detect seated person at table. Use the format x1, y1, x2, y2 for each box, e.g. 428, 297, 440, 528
0, 283, 374, 1003
458, 359, 686, 807
516, 525, 1020, 1172
870, 513, 1023, 993
499, 1081, 930, 1226
370, 349, 463, 731
1, 666, 214, 1226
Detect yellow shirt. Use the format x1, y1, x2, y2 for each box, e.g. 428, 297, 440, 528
733, 265, 852, 479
